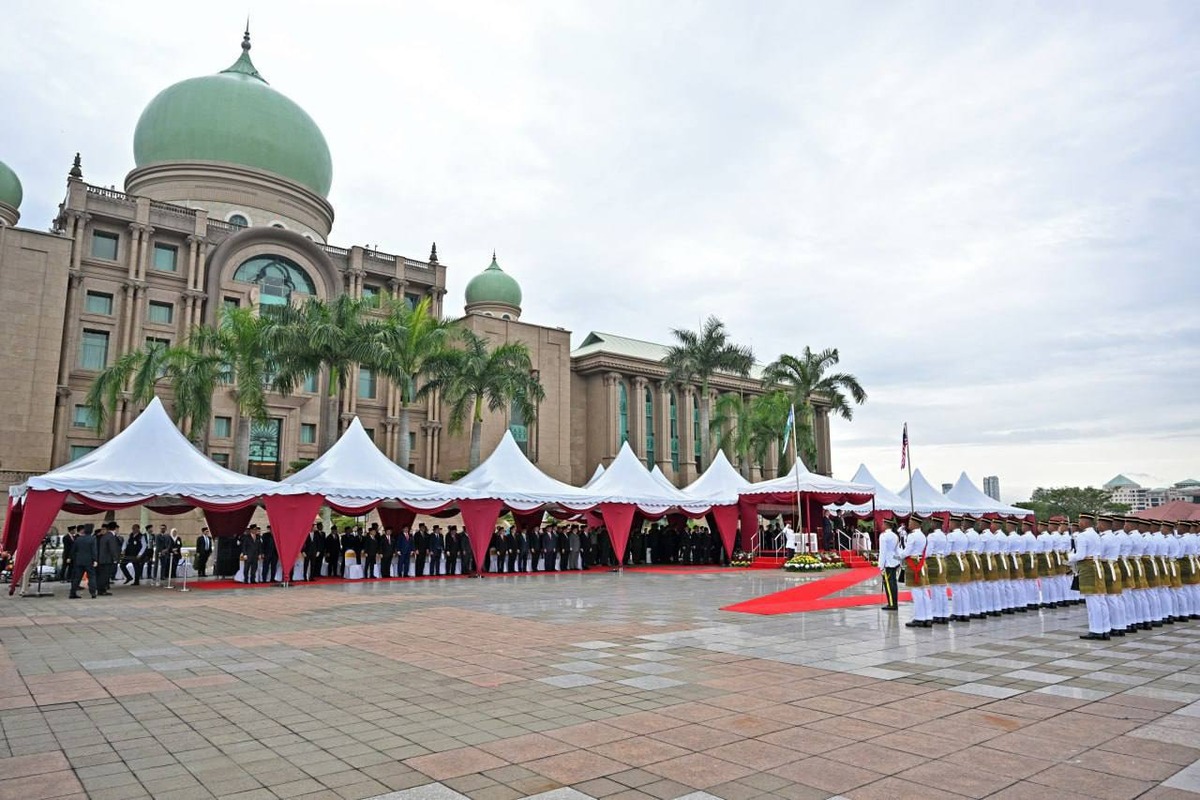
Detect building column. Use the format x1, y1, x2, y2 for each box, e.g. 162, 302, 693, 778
602, 372, 621, 464
678, 386, 699, 485
630, 376, 647, 462
653, 381, 674, 484
51, 386, 72, 467
815, 406, 832, 476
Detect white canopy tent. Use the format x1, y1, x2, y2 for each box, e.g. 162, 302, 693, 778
454, 430, 608, 513
4, 398, 311, 594
649, 465, 678, 493
827, 464, 913, 516
894, 469, 978, 515
946, 472, 1033, 518
682, 449, 750, 499
583, 464, 605, 488
736, 459, 874, 551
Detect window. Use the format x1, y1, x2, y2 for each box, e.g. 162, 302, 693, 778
145, 336, 170, 351
363, 427, 374, 441
91, 231, 118, 260
69, 445, 97, 462
228, 213, 249, 228
300, 423, 317, 444
409, 432, 417, 452
211, 453, 230, 467
222, 297, 240, 313
510, 399, 528, 455
233, 254, 316, 306
670, 391, 679, 473
302, 373, 318, 393
147, 301, 174, 324
72, 405, 97, 428
85, 291, 113, 315
618, 382, 628, 445
358, 367, 377, 400
362, 284, 380, 307
213, 416, 232, 439
404, 292, 421, 310
152, 244, 178, 272
79, 330, 109, 370
645, 387, 655, 468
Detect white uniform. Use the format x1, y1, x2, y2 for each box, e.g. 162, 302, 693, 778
878, 528, 901, 610
964, 525, 987, 615
946, 525, 971, 619
926, 526, 950, 621
1020, 528, 1039, 607
1068, 525, 1109, 636
1099, 528, 1126, 634
901, 528, 931, 624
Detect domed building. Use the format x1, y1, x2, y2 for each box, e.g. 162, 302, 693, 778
0, 29, 832, 507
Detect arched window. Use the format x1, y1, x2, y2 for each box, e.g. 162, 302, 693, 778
618, 382, 628, 446
693, 393, 701, 470
228, 213, 249, 227
233, 254, 316, 306
670, 391, 679, 473
644, 387, 655, 468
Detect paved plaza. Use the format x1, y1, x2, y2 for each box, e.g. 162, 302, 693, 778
1, 567, 1199, 800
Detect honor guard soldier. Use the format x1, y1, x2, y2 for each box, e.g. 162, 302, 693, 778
902, 518, 932, 628
1069, 514, 1109, 639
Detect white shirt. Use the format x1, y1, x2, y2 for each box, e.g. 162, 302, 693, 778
947, 526, 967, 554
926, 527, 948, 557
1069, 526, 1101, 563
782, 525, 796, 550
901, 529, 928, 561
878, 529, 901, 569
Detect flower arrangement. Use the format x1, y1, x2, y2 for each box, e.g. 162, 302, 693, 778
730, 551, 754, 568
816, 552, 846, 568
785, 554, 824, 572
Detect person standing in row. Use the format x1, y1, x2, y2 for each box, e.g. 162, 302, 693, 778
242, 526, 262, 584
430, 526, 445, 576
1068, 513, 1109, 639
902, 518, 931, 628
194, 527, 213, 578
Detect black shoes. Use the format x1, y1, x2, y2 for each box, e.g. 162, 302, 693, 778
880, 605, 898, 611
1110, 629, 1125, 637
68, 594, 80, 599
1080, 632, 1110, 640
905, 620, 933, 628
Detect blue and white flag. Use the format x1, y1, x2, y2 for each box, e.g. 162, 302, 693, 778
781, 404, 796, 454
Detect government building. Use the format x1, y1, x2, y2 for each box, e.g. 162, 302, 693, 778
0, 32, 833, 505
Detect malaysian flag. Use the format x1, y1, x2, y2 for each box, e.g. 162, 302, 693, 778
900, 423, 909, 469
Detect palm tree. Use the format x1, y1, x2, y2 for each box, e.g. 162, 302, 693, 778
266, 295, 381, 452
370, 296, 458, 469
189, 308, 273, 471
748, 389, 801, 476
710, 393, 753, 479
763, 347, 867, 471
663, 316, 754, 471
426, 329, 545, 469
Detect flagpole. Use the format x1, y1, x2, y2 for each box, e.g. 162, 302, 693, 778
905, 424, 915, 518
792, 413, 802, 547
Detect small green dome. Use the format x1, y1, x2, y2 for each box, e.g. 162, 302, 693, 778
133, 32, 332, 196
466, 254, 522, 309
0, 159, 22, 210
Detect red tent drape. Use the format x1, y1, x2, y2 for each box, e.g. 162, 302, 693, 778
8, 490, 67, 595
377, 507, 416, 534
263, 493, 324, 583
512, 509, 545, 532
598, 503, 636, 566
2, 495, 22, 553
710, 504, 739, 559
460, 499, 504, 576
738, 500, 759, 553
202, 505, 257, 539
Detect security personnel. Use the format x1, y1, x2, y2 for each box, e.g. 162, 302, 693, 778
963, 516, 987, 619
1069, 513, 1109, 639
945, 515, 971, 621
878, 522, 900, 611
1098, 516, 1126, 636
902, 518, 931, 628
925, 518, 950, 624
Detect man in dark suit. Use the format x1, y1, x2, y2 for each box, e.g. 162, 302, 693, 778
516, 530, 529, 573
69, 523, 98, 599
60, 526, 76, 582
445, 524, 460, 575
379, 527, 395, 578
413, 525, 429, 576
242, 526, 261, 583
396, 528, 413, 577
96, 522, 120, 595
325, 526, 342, 577
195, 527, 213, 577
558, 527, 570, 571
363, 525, 379, 579
457, 528, 473, 574
429, 526, 445, 576
262, 529, 278, 582
489, 527, 505, 573
304, 525, 324, 580
541, 527, 557, 572
154, 525, 172, 584
120, 527, 140, 583
505, 528, 519, 573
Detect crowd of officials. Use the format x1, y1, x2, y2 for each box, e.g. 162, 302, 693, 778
44, 521, 210, 598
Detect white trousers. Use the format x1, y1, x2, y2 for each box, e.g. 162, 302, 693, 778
910, 586, 932, 621
1085, 595, 1110, 635
932, 585, 949, 619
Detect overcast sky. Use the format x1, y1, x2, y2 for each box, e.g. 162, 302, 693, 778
3, 1, 1198, 500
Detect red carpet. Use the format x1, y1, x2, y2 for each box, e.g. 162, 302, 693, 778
721, 567, 910, 615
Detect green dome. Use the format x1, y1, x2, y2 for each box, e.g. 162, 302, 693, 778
0, 159, 22, 210
465, 254, 522, 308
133, 33, 332, 196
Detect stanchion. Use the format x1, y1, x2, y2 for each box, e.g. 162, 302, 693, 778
178, 555, 189, 592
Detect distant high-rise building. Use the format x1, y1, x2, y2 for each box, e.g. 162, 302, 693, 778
941, 483, 953, 494
983, 476, 1001, 501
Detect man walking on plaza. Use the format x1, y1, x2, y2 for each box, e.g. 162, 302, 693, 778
68, 523, 98, 599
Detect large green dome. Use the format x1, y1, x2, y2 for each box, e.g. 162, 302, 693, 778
466, 254, 522, 308
0, 159, 22, 210
133, 32, 332, 196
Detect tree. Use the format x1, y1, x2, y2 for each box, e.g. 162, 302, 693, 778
370, 296, 458, 469
85, 334, 224, 444
710, 393, 754, 478
426, 329, 545, 469
663, 316, 754, 471
763, 347, 866, 471
1015, 487, 1131, 521
266, 295, 381, 453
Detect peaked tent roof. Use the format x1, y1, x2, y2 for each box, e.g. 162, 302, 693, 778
14, 397, 280, 506
454, 430, 606, 512
588, 441, 728, 515
893, 469, 975, 515
683, 449, 750, 500
740, 459, 874, 504
828, 464, 912, 515
650, 465, 677, 492
584, 464, 605, 488
946, 472, 1031, 517
284, 418, 475, 511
